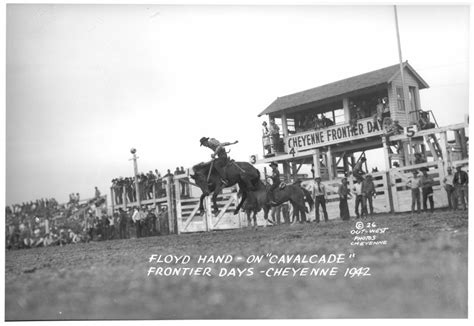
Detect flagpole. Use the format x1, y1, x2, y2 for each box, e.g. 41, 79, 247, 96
394, 5, 412, 164
394, 6, 410, 124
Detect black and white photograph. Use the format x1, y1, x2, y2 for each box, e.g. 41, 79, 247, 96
3, 2, 470, 321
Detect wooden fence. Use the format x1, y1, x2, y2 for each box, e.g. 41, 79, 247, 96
110, 158, 468, 234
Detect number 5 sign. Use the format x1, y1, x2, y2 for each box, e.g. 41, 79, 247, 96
404, 125, 418, 138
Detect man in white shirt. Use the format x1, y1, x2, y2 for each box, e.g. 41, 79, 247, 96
312, 177, 328, 223
353, 180, 363, 218
443, 167, 457, 210
406, 170, 421, 214
132, 206, 146, 238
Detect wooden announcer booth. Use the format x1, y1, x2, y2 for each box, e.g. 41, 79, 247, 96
256, 62, 468, 216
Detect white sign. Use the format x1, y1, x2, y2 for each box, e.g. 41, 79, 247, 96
404, 125, 418, 138
284, 118, 384, 152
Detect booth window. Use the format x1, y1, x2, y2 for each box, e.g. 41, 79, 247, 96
396, 87, 405, 111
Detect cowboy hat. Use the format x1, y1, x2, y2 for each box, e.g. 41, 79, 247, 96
269, 162, 278, 168
315, 176, 321, 180
419, 167, 429, 172
200, 137, 209, 146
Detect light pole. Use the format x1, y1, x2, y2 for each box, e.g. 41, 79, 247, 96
130, 148, 141, 207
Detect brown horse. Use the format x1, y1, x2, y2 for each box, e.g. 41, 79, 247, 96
241, 180, 314, 226
190, 160, 260, 215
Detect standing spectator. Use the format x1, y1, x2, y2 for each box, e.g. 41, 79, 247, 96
100, 214, 110, 240
382, 97, 391, 124
406, 170, 421, 215
443, 167, 457, 210
114, 178, 124, 204
108, 213, 116, 240
373, 98, 384, 127
154, 169, 163, 198
419, 167, 434, 213
94, 187, 101, 199
132, 206, 146, 238
312, 176, 328, 223
262, 121, 271, 156
352, 179, 364, 219
361, 175, 375, 217
453, 165, 468, 210
118, 208, 129, 239
147, 208, 158, 236
138, 173, 147, 201
338, 178, 352, 221
269, 118, 280, 153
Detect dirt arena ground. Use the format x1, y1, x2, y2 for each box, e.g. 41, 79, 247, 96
5, 209, 468, 320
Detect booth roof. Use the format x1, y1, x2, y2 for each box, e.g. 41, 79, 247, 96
258, 61, 429, 117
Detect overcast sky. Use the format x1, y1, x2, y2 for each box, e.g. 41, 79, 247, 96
6, 4, 469, 205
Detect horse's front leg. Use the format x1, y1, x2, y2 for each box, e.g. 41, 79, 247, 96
234, 190, 246, 215
246, 210, 252, 227
263, 205, 274, 227
199, 193, 207, 215
212, 185, 223, 216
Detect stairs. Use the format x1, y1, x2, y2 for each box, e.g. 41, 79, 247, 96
424, 134, 443, 160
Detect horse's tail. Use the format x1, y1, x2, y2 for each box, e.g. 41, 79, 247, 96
301, 187, 314, 213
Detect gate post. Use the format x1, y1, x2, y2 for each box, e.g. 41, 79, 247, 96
174, 177, 182, 234
387, 170, 396, 213
166, 175, 176, 234
205, 197, 213, 232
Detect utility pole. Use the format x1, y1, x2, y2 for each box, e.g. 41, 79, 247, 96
394, 5, 413, 165
130, 148, 141, 207
394, 5, 410, 126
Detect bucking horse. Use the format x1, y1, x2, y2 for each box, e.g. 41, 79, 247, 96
190, 159, 261, 216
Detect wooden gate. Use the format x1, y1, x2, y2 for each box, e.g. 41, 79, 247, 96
301, 171, 391, 220
390, 159, 469, 212
173, 174, 245, 233
390, 161, 445, 212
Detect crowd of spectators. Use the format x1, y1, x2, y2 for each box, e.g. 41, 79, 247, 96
5, 188, 124, 250
294, 113, 335, 133
111, 167, 190, 205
